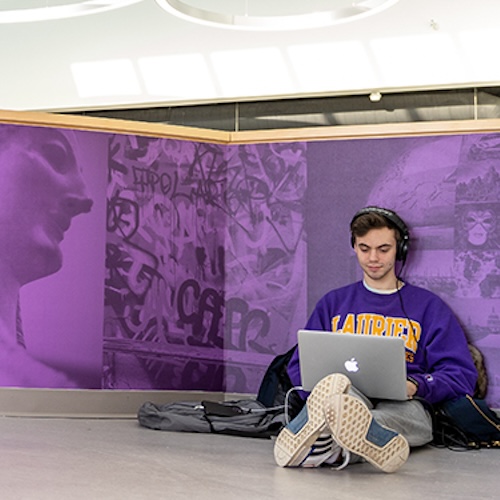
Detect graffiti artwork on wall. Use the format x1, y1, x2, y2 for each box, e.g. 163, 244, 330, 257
103, 135, 307, 393
7, 117, 500, 407
223, 143, 307, 391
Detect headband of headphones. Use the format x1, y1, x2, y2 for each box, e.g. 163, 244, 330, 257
350, 206, 410, 263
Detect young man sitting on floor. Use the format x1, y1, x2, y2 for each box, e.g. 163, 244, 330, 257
273, 207, 478, 473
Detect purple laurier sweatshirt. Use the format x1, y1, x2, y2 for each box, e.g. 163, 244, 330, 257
287, 281, 478, 404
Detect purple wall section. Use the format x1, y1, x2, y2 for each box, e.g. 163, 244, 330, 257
7, 125, 107, 389
3, 122, 499, 407
308, 134, 500, 408
222, 144, 307, 393
103, 138, 307, 392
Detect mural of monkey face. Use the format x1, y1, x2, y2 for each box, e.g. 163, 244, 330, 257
462, 208, 496, 247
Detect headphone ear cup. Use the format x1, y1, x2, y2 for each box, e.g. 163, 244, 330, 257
398, 236, 409, 262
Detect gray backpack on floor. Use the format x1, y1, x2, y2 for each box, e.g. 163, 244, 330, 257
138, 347, 302, 438
137, 399, 286, 438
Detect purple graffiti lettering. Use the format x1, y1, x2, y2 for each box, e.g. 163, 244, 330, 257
191, 178, 226, 207
177, 278, 201, 325
225, 297, 271, 352
107, 196, 139, 239
177, 279, 224, 348
132, 165, 172, 195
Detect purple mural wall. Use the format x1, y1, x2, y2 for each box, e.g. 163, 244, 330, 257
103, 137, 307, 393
5, 124, 107, 389
3, 120, 500, 408
307, 134, 500, 408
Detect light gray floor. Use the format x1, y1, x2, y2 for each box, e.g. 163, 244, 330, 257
0, 415, 498, 500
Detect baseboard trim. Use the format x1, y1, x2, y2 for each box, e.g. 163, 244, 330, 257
0, 388, 252, 418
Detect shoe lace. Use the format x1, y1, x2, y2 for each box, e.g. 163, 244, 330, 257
329, 449, 351, 471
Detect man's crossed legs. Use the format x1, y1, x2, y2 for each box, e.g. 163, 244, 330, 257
273, 374, 410, 473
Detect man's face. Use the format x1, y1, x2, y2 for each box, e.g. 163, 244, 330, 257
353, 226, 398, 289
0, 127, 93, 284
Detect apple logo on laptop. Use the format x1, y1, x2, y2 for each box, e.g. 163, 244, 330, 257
344, 357, 359, 373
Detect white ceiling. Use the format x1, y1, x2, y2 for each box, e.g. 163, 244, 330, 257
1, 0, 499, 112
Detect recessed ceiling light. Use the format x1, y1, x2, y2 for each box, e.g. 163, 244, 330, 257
155, 0, 400, 31
0, 0, 143, 23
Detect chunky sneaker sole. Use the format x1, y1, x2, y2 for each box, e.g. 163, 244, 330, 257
273, 374, 351, 467
324, 394, 409, 473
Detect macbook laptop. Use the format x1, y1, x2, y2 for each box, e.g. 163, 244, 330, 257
297, 329, 408, 400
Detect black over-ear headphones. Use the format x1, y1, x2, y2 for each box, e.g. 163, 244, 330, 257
350, 206, 410, 263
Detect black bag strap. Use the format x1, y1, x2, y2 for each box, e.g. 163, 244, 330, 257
256, 345, 297, 407
432, 395, 500, 449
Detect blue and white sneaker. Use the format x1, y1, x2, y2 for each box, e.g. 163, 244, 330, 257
324, 393, 409, 473
273, 374, 351, 467
296, 431, 341, 468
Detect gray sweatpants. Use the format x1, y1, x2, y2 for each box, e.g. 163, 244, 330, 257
350, 386, 433, 447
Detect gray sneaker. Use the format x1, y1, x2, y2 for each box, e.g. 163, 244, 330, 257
274, 374, 351, 467
324, 393, 410, 473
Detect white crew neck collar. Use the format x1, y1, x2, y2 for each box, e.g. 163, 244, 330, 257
363, 280, 405, 295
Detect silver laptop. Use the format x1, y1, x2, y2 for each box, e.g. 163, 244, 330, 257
297, 329, 408, 400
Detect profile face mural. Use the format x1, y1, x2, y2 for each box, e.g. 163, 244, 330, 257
1, 124, 107, 388
3, 120, 500, 409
